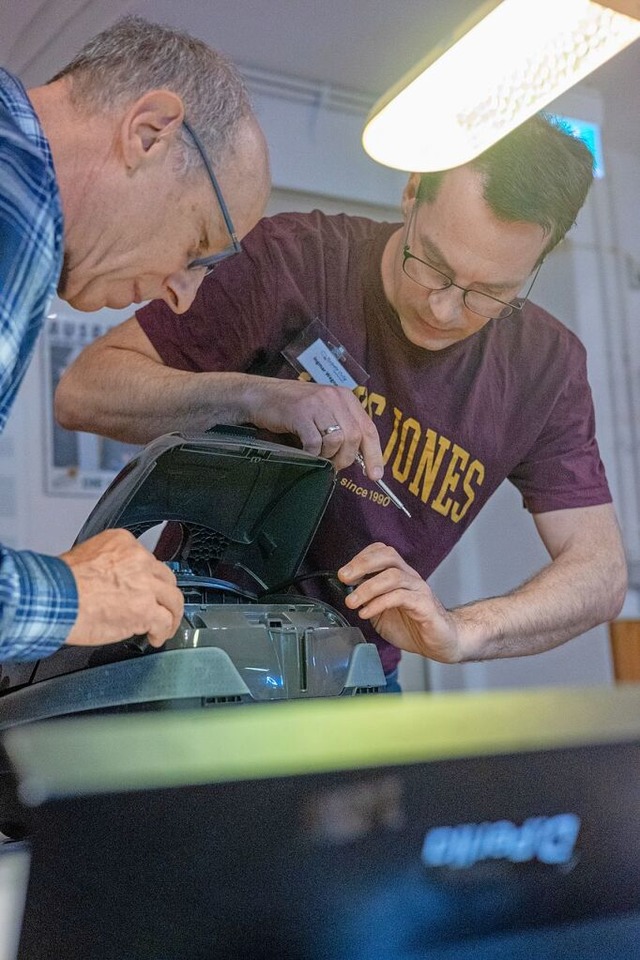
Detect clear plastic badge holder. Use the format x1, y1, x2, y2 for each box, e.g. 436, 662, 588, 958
282, 319, 412, 517
282, 317, 369, 389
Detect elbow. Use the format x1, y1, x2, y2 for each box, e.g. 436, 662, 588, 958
608, 587, 628, 624
604, 553, 628, 622
54, 374, 86, 432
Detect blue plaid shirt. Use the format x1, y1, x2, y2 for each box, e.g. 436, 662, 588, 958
0, 68, 78, 662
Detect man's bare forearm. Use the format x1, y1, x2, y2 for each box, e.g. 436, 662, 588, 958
56, 339, 260, 443
340, 504, 627, 663
454, 546, 627, 662
54, 319, 386, 474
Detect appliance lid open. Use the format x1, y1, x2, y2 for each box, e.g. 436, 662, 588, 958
75, 428, 336, 594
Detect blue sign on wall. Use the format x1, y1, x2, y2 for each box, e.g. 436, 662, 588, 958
551, 114, 605, 179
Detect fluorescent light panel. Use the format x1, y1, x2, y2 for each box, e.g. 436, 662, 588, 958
362, 0, 640, 171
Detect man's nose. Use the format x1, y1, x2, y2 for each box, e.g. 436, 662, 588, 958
162, 269, 203, 315
427, 285, 464, 324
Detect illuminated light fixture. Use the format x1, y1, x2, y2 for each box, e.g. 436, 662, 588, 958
362, 0, 640, 171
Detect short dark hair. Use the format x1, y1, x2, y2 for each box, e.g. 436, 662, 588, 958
416, 114, 594, 259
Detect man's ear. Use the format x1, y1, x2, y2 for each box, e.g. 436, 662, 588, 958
120, 90, 185, 171
401, 173, 421, 219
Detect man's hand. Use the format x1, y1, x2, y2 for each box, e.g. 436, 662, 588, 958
338, 543, 464, 663
60, 529, 184, 648
338, 505, 628, 666
55, 318, 385, 478
243, 379, 384, 478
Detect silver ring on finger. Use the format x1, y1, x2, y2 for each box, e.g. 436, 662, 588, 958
320, 424, 342, 437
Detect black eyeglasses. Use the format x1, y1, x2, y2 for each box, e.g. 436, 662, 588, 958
182, 118, 242, 275
402, 206, 542, 320
402, 245, 542, 320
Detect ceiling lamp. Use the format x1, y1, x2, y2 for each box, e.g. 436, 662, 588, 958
362, 0, 640, 171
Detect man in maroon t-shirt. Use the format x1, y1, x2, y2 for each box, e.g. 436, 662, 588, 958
56, 114, 626, 677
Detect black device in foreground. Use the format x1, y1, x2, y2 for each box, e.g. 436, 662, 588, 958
0, 430, 385, 729
4, 686, 640, 959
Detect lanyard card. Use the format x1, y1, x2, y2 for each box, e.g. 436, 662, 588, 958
282, 317, 369, 389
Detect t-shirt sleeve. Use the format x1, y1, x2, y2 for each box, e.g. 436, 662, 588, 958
508, 336, 611, 513
136, 218, 303, 374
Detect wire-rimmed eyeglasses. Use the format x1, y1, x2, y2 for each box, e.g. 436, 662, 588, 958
402, 245, 542, 321
182, 118, 242, 275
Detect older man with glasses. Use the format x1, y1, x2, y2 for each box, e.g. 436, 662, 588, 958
55, 114, 626, 684
0, 16, 270, 663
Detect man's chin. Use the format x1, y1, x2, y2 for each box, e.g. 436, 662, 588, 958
62, 289, 138, 312
400, 314, 459, 351
57, 276, 101, 312
61, 292, 106, 313
58, 260, 139, 310
59, 271, 148, 311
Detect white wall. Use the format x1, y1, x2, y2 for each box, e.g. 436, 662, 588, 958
5, 74, 637, 695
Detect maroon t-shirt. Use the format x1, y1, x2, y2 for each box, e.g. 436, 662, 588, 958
138, 211, 611, 673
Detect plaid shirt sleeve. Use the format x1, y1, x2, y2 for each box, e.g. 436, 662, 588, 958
0, 70, 75, 662
0, 69, 64, 431
0, 548, 78, 662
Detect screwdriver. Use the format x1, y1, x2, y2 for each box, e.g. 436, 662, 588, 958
354, 452, 411, 518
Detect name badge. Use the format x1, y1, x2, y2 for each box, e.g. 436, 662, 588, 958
282, 317, 369, 388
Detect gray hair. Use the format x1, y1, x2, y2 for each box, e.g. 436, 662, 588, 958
50, 16, 253, 175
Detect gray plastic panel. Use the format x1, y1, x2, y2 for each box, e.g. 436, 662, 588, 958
0, 649, 251, 728
0, 637, 386, 728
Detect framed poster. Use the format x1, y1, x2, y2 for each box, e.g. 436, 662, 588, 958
42, 313, 139, 496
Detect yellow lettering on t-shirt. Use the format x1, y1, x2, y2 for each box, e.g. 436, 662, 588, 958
431, 444, 470, 517
382, 407, 403, 465
340, 385, 487, 523
391, 418, 422, 483
354, 385, 368, 407
366, 391, 386, 419
451, 460, 485, 522
408, 429, 452, 502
